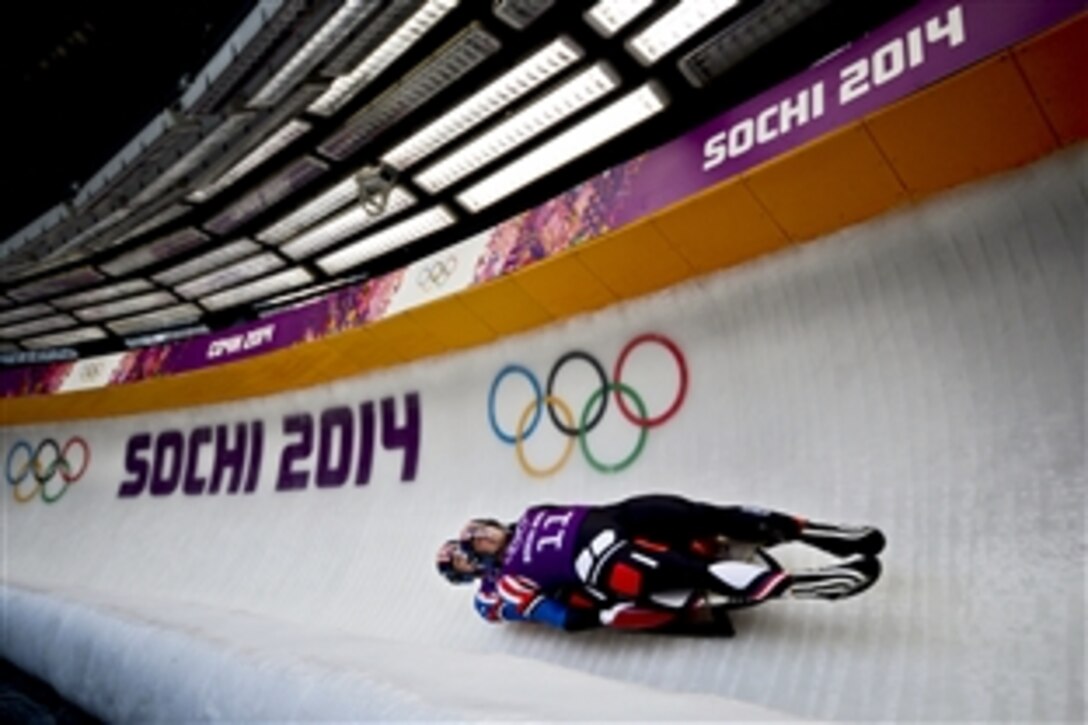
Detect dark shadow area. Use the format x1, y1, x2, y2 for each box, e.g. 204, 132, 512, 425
0, 658, 101, 725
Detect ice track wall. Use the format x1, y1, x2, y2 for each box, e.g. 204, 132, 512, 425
1, 146, 1085, 720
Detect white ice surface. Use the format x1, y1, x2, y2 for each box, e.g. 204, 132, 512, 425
2, 585, 786, 721
2, 145, 1085, 721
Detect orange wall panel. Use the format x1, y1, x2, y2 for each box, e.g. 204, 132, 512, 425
574, 221, 693, 299
337, 323, 413, 370
1013, 13, 1088, 146
511, 253, 617, 318
458, 277, 555, 336
362, 313, 448, 361
405, 295, 496, 351
653, 178, 790, 273
864, 53, 1059, 198
319, 326, 400, 376
742, 123, 907, 242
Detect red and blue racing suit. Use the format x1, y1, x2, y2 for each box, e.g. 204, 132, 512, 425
472, 496, 799, 632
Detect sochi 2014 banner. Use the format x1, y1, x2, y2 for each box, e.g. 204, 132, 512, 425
3, 387, 421, 506
1, 329, 693, 506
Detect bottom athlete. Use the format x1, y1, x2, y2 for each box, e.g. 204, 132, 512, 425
436, 494, 884, 635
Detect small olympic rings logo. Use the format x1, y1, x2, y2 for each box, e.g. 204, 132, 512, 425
487, 333, 688, 477
416, 254, 458, 291
5, 437, 91, 504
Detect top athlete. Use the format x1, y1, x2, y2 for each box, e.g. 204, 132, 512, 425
436, 494, 885, 634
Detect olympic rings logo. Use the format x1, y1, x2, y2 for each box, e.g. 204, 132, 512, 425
487, 333, 688, 477
5, 437, 91, 504
416, 254, 458, 292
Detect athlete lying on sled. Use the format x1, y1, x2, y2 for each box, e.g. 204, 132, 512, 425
435, 494, 884, 636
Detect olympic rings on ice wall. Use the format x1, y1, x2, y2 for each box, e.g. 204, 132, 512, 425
487, 333, 688, 476
5, 437, 91, 504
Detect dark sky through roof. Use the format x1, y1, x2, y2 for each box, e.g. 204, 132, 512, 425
0, 1, 255, 239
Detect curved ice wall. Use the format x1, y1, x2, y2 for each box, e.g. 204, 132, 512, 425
1, 146, 1084, 721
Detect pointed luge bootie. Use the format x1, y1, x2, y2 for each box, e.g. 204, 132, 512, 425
788, 556, 882, 600
798, 521, 886, 558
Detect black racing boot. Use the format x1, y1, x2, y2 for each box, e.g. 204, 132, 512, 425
788, 556, 882, 600
798, 521, 886, 558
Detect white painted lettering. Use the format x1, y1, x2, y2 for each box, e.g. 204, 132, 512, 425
756, 106, 779, 143
703, 131, 728, 171
926, 5, 965, 49
873, 39, 906, 86
728, 118, 756, 157
839, 58, 869, 106
779, 88, 811, 133
907, 27, 925, 67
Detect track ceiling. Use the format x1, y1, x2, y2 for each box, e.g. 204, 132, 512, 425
0, 0, 914, 360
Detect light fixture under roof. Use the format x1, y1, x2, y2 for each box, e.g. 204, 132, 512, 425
0, 313, 77, 340
382, 36, 583, 171
493, 0, 555, 29
584, 0, 656, 37
308, 0, 459, 117
47, 207, 131, 261
248, 0, 379, 109
176, 253, 286, 299
131, 114, 254, 207
257, 176, 360, 244
200, 268, 314, 311
153, 239, 262, 285
0, 348, 77, 365
255, 273, 368, 315
107, 303, 203, 336
23, 326, 108, 350
316, 23, 500, 162
415, 61, 620, 193
101, 228, 210, 276
52, 280, 155, 310
627, 0, 740, 65
107, 204, 191, 251
124, 324, 209, 349
204, 156, 328, 236
679, 0, 830, 87
187, 119, 312, 203
1, 204, 68, 261
317, 205, 455, 274
7, 267, 105, 302
456, 82, 668, 213
281, 187, 417, 259
0, 303, 54, 327
74, 291, 179, 323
